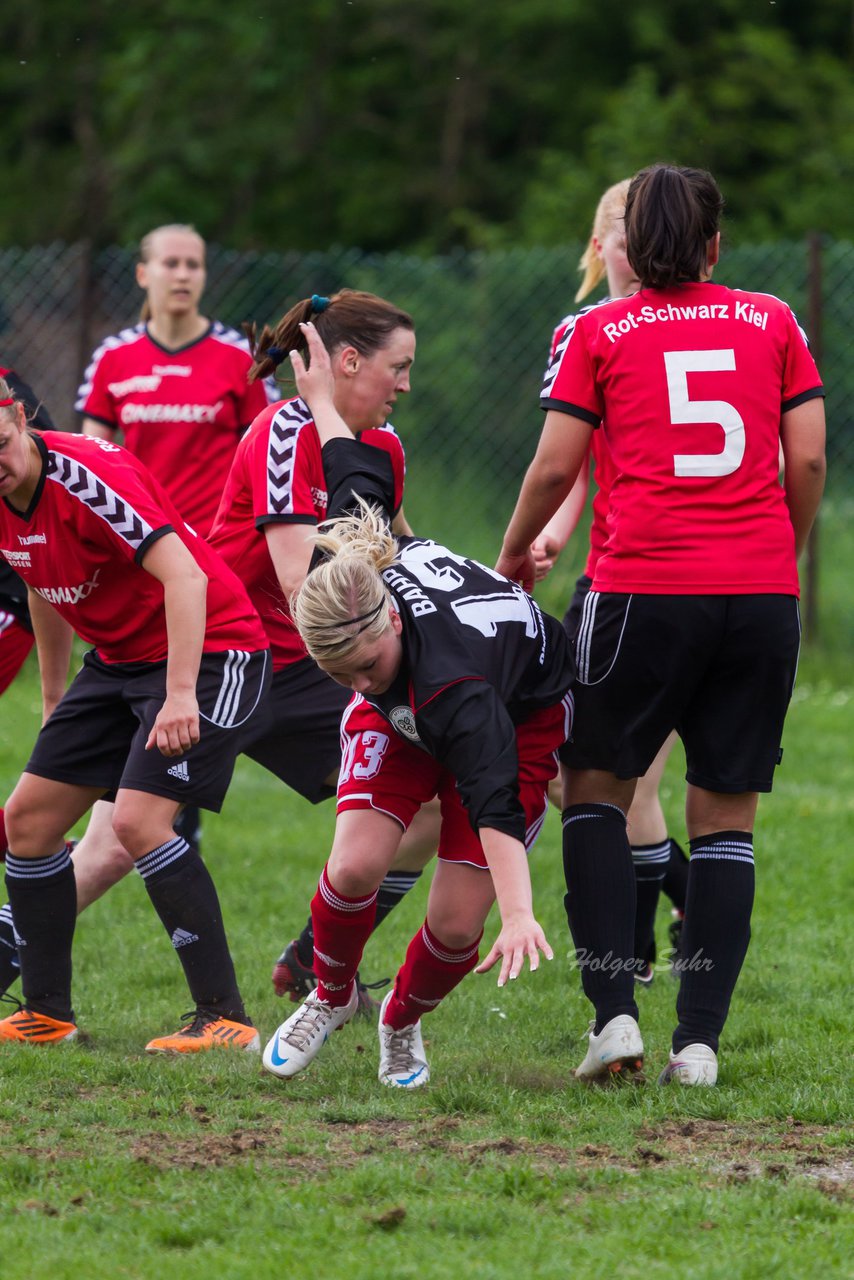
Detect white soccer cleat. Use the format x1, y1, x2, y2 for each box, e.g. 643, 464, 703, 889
658, 1042, 718, 1086
377, 991, 430, 1089
574, 1014, 644, 1082
262, 985, 358, 1079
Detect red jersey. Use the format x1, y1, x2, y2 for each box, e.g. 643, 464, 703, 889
75, 322, 276, 537
551, 306, 619, 579
542, 282, 823, 595
209, 397, 406, 669
0, 432, 267, 663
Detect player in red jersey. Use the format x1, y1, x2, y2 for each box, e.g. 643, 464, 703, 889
216, 291, 439, 1004
71, 223, 277, 893
261, 323, 574, 1088
77, 224, 274, 538
0, 367, 55, 982
0, 381, 271, 1052
530, 181, 689, 983
498, 165, 825, 1085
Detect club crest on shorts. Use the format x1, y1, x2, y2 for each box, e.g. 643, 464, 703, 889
389, 705, 420, 742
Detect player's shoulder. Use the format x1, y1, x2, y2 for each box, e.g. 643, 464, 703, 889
241, 395, 313, 448
207, 320, 254, 358
86, 323, 148, 366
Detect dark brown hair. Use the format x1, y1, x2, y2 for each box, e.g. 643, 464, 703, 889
625, 164, 724, 289
246, 289, 414, 383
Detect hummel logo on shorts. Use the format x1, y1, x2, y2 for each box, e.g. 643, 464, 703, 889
171, 928, 200, 949
167, 760, 190, 781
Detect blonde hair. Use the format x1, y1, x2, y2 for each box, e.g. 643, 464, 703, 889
292, 499, 398, 664
0, 377, 16, 415
138, 224, 206, 322
575, 179, 632, 302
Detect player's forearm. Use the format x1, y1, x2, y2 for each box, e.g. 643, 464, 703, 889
161, 575, 207, 695
479, 827, 535, 923
501, 411, 592, 558
785, 459, 826, 559
28, 589, 74, 719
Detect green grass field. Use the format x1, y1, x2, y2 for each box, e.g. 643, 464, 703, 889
0, 634, 851, 1280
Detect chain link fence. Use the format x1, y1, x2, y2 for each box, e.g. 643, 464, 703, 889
1, 237, 850, 636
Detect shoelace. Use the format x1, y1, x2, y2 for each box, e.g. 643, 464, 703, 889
281, 998, 337, 1052
173, 1010, 211, 1037
0, 992, 23, 1015
383, 1022, 421, 1074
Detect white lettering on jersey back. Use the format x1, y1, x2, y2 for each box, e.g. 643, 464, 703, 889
120, 401, 224, 425
107, 375, 162, 397
34, 568, 102, 605
602, 300, 768, 345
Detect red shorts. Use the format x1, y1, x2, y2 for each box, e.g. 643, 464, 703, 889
337, 693, 572, 870
0, 612, 34, 696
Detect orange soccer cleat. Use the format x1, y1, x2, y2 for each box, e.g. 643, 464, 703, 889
144, 1010, 260, 1055
0, 1006, 78, 1044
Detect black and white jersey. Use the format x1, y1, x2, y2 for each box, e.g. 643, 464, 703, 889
368, 536, 574, 836
319, 435, 575, 835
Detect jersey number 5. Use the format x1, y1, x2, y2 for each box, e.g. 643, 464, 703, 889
665, 349, 745, 478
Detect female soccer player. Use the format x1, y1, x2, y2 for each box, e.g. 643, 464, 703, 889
73, 222, 277, 868
497, 164, 826, 1085
210, 289, 438, 1001
0, 378, 271, 1051
262, 322, 575, 1089
531, 180, 689, 982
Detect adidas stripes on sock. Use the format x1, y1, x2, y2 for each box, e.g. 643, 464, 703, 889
310, 865, 377, 1005
384, 919, 481, 1030
5, 846, 76, 1020
632, 839, 670, 968
673, 830, 755, 1054
563, 803, 639, 1032
137, 837, 247, 1023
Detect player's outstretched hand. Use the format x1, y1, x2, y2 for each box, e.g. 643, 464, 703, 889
495, 547, 536, 595
146, 692, 200, 758
475, 912, 554, 987
288, 320, 335, 409
531, 532, 560, 582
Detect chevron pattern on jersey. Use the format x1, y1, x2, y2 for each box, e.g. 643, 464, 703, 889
47, 452, 154, 549
266, 397, 312, 515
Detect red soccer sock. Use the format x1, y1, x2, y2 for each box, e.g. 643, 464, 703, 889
310, 865, 377, 1006
384, 919, 482, 1030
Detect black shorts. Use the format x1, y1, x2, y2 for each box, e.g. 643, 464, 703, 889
565, 593, 801, 793
26, 647, 271, 812
240, 656, 349, 803
562, 572, 592, 641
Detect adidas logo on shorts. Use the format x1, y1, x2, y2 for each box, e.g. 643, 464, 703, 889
167, 760, 190, 782
171, 928, 200, 949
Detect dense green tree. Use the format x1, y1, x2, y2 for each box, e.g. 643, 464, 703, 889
0, 0, 850, 250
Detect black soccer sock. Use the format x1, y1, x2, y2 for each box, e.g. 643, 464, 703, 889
563, 804, 638, 1031
5, 847, 76, 1021
0, 902, 20, 996
172, 805, 202, 854
662, 837, 689, 912
137, 837, 248, 1024
373, 869, 423, 930
632, 839, 670, 967
673, 830, 755, 1054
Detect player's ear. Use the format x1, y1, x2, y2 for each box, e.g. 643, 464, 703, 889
389, 606, 403, 636
338, 345, 360, 377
